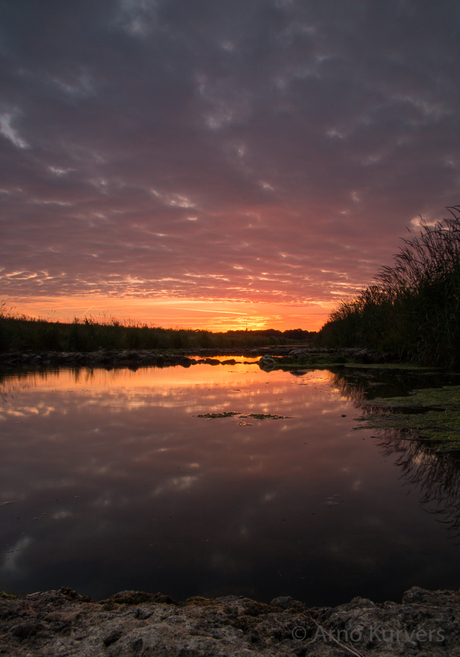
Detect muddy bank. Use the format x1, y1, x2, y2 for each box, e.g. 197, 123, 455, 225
1, 586, 460, 656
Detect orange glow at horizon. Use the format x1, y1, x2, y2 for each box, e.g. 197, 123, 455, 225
3, 295, 334, 332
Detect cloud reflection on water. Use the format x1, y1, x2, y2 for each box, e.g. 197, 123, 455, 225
0, 365, 459, 604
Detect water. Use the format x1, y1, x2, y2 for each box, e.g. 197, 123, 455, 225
1, 362, 460, 606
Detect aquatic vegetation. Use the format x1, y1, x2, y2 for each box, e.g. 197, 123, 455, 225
260, 357, 349, 370
239, 413, 291, 420
196, 412, 291, 420
357, 386, 460, 450
260, 355, 435, 372
196, 412, 241, 418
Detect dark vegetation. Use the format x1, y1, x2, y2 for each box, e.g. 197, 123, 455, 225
0, 310, 315, 353
317, 206, 460, 369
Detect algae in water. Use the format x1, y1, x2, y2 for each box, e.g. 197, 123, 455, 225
357, 385, 460, 451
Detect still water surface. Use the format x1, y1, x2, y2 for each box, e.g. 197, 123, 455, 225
1, 363, 460, 606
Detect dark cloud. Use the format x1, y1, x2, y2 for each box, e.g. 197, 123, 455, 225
1, 0, 460, 324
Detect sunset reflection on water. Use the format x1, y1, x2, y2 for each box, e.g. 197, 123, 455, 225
1, 364, 460, 605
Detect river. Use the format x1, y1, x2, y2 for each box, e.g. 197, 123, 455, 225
1, 361, 459, 605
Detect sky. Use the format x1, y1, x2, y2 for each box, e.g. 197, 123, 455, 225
1, 0, 460, 331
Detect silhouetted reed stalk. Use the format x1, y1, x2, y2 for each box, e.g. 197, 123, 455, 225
0, 310, 313, 353
317, 206, 460, 368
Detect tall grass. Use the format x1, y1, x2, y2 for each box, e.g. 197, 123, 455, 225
0, 311, 315, 353
317, 206, 460, 368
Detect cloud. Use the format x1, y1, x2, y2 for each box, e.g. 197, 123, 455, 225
0, 113, 29, 149
0, 0, 460, 327
1, 536, 32, 574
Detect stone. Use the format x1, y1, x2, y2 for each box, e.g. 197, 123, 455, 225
270, 596, 294, 609
2, 587, 460, 655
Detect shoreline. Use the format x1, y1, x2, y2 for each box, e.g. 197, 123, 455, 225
1, 586, 460, 655
0, 345, 434, 372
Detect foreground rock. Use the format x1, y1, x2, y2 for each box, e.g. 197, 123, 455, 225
1, 586, 460, 656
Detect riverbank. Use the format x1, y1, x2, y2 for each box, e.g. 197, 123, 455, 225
1, 586, 459, 656
0, 346, 265, 370
0, 345, 414, 371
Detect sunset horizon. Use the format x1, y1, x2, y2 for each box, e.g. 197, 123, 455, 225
2, 2, 460, 333
1, 295, 332, 332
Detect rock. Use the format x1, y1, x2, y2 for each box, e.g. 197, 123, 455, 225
11, 621, 45, 639
134, 607, 153, 620
1, 587, 460, 655
270, 596, 294, 609
258, 355, 277, 371
0, 346, 404, 373
103, 629, 123, 647
176, 356, 193, 368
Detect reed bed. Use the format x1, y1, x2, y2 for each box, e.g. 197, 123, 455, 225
317, 206, 460, 369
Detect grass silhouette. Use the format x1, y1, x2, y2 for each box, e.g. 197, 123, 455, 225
0, 310, 314, 353
317, 206, 460, 369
